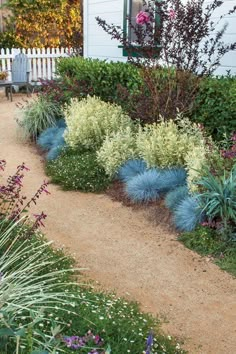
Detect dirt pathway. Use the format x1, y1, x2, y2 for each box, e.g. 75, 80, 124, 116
0, 94, 236, 354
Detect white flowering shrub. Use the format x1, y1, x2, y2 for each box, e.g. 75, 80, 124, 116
97, 127, 137, 176
136, 120, 202, 168
64, 96, 133, 149
185, 144, 208, 193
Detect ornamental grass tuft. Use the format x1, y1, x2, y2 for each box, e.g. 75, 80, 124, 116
165, 185, 189, 211
125, 169, 161, 203
17, 95, 63, 140
173, 195, 204, 232
156, 167, 187, 194
117, 159, 147, 182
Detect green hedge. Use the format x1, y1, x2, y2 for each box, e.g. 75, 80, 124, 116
191, 76, 236, 141
56, 57, 142, 102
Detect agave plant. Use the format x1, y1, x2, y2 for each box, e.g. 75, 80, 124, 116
197, 166, 236, 235
0, 218, 80, 353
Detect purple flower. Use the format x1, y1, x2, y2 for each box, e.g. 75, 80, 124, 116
145, 331, 153, 354
33, 212, 47, 227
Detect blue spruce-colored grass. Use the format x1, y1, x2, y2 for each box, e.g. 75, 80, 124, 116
118, 159, 147, 182
37, 127, 59, 151
165, 185, 189, 211
125, 169, 161, 202
53, 128, 66, 148
56, 119, 66, 128
46, 128, 66, 161
46, 146, 64, 161
157, 167, 187, 194
173, 195, 204, 232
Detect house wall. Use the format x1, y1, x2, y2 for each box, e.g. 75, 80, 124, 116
84, 0, 236, 74
83, 0, 125, 61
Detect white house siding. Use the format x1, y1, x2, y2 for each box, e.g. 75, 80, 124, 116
83, 0, 126, 61
205, 0, 236, 75
84, 0, 236, 74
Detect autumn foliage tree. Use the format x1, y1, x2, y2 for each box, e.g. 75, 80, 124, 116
1, 0, 82, 48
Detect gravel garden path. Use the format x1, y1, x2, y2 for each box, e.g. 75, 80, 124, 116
0, 94, 236, 354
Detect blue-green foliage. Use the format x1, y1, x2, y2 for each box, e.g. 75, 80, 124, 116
173, 196, 204, 231
125, 167, 187, 203
37, 126, 66, 161
47, 146, 63, 161
125, 169, 161, 202
56, 119, 66, 128
118, 159, 147, 182
165, 185, 189, 211
46, 128, 66, 161
37, 127, 59, 151
157, 168, 187, 193
53, 128, 66, 148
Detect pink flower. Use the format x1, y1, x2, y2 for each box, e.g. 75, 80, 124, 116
136, 11, 150, 25
169, 9, 176, 20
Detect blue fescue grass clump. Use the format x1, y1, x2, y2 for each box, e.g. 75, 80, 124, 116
118, 159, 147, 182
47, 146, 64, 161
157, 167, 187, 193
46, 128, 66, 161
56, 119, 66, 128
165, 185, 189, 211
37, 126, 66, 161
37, 127, 59, 150
53, 128, 66, 148
125, 167, 187, 203
125, 169, 161, 202
173, 195, 204, 232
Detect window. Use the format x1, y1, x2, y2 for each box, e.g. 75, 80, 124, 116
122, 0, 161, 57
129, 0, 144, 43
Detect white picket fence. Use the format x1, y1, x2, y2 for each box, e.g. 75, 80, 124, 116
0, 47, 75, 82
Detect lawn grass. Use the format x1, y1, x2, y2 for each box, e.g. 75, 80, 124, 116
0, 221, 186, 353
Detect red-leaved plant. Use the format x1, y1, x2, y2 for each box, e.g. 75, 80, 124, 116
96, 0, 236, 122
96, 0, 236, 75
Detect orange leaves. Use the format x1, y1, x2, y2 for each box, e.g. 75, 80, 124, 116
5, 0, 82, 48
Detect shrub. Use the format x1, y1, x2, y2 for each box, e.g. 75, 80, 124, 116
197, 166, 236, 239
97, 127, 137, 177
165, 185, 189, 211
17, 95, 63, 140
185, 143, 208, 193
173, 195, 204, 231
64, 96, 133, 149
136, 119, 201, 168
56, 57, 142, 102
116, 67, 200, 123
96, 1, 236, 76
118, 159, 147, 182
191, 76, 236, 141
46, 149, 111, 192
125, 169, 161, 203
